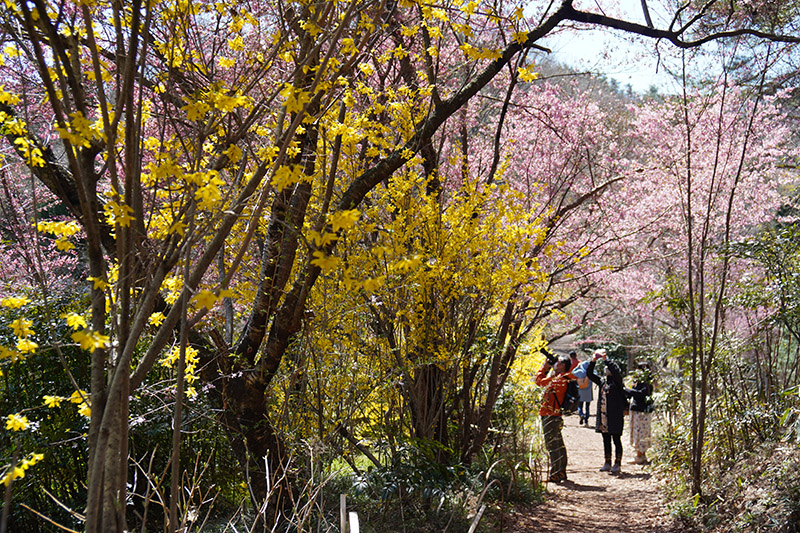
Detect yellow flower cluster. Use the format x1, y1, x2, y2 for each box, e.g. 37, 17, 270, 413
181, 87, 252, 121
271, 164, 305, 192
0, 110, 45, 167
41, 390, 90, 418
160, 275, 183, 305
37, 220, 82, 252
53, 111, 105, 149
104, 199, 135, 228
5, 413, 29, 432
191, 172, 227, 210
192, 288, 233, 311
159, 345, 200, 398
1, 452, 44, 486
0, 297, 30, 309
0, 85, 21, 106
149, 312, 167, 326
71, 329, 110, 352
4, 315, 38, 359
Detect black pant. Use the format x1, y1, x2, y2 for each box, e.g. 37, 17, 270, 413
602, 432, 623, 461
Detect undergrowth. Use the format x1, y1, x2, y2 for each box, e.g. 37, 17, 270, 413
324, 451, 546, 532
652, 418, 800, 532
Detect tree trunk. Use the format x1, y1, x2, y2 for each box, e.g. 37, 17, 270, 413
198, 331, 293, 526
85, 378, 130, 533
408, 363, 449, 461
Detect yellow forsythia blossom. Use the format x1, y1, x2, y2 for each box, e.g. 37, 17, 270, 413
43, 395, 63, 408
69, 390, 88, 404
149, 312, 166, 326
5, 413, 29, 431
193, 290, 217, 310
1, 452, 45, 486
159, 345, 200, 398
16, 338, 38, 354
10, 318, 34, 337
310, 251, 341, 272
0, 297, 30, 309
63, 313, 88, 330
71, 330, 110, 351
329, 209, 360, 231
86, 276, 109, 290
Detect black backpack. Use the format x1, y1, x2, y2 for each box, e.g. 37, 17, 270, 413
557, 380, 580, 415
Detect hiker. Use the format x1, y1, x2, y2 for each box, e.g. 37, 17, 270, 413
572, 358, 594, 426
536, 348, 577, 483
626, 362, 654, 464
586, 349, 627, 473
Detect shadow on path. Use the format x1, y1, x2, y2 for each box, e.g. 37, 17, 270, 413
558, 480, 607, 493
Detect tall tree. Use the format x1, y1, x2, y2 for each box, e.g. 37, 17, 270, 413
602, 64, 794, 496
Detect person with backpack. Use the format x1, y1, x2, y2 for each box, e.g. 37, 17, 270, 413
535, 348, 578, 483
586, 349, 628, 473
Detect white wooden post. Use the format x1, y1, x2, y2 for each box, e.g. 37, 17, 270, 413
468, 503, 487, 533
348, 511, 360, 533
339, 494, 347, 532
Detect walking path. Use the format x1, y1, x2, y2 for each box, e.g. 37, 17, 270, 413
507, 414, 682, 532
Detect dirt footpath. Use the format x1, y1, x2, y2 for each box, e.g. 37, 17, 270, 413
507, 415, 682, 532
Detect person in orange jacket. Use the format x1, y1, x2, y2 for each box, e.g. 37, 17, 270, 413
536, 348, 577, 483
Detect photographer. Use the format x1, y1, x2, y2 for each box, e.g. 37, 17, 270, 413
586, 349, 628, 473
535, 348, 577, 483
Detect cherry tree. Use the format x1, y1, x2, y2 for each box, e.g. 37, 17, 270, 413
593, 69, 797, 494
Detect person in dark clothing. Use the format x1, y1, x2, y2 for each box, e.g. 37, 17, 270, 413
586, 349, 628, 473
